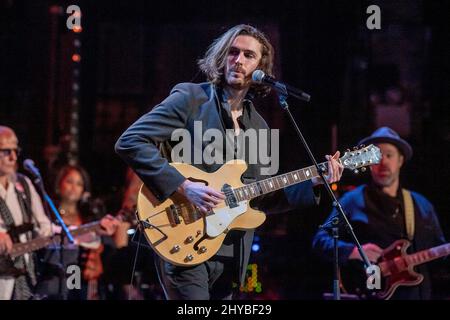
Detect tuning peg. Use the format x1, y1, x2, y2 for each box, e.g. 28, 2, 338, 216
346, 148, 351, 153
353, 146, 358, 151
353, 169, 359, 174
361, 167, 366, 172
359, 144, 365, 148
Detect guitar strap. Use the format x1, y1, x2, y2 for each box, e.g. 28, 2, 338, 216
0, 179, 36, 299
402, 189, 415, 241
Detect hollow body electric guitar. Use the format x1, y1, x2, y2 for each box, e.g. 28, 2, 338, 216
137, 145, 381, 266
341, 239, 450, 299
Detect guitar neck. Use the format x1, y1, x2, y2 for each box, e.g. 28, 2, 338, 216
9, 221, 102, 259
233, 162, 326, 201
405, 243, 450, 267
10, 235, 61, 259
70, 221, 102, 237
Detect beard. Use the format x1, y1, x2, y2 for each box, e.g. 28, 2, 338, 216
372, 171, 398, 188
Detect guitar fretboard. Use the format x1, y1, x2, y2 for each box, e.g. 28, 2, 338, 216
233, 162, 327, 202
10, 235, 61, 259
70, 221, 101, 237
10, 221, 102, 259
404, 243, 450, 266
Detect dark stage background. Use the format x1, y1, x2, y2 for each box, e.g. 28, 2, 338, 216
1, 0, 449, 299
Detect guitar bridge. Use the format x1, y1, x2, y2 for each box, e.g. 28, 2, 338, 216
167, 204, 181, 226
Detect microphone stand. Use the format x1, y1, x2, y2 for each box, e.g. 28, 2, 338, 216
277, 92, 372, 300
30, 174, 74, 244
29, 170, 74, 300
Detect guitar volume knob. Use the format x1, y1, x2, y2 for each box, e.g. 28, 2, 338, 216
170, 245, 180, 254
185, 236, 194, 243
184, 254, 194, 262
198, 246, 207, 254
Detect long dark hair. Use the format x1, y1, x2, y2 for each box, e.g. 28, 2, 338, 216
198, 24, 274, 97
55, 164, 103, 222
55, 164, 91, 197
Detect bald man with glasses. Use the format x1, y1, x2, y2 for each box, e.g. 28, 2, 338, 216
0, 126, 51, 300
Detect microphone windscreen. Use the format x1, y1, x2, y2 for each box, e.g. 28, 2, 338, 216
23, 159, 35, 170
252, 70, 265, 83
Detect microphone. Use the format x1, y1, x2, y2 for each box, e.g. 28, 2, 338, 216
23, 159, 42, 179
252, 70, 311, 102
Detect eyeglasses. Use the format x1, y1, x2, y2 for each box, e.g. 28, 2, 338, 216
0, 147, 21, 157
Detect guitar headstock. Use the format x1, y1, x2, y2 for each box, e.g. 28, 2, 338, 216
340, 144, 381, 173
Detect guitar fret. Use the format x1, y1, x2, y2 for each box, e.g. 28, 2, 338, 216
298, 169, 306, 181
263, 180, 269, 193
277, 176, 282, 188
303, 167, 312, 179
236, 188, 242, 202
286, 173, 292, 184
311, 165, 319, 177
238, 189, 244, 200
287, 173, 294, 185
258, 181, 263, 194
250, 184, 257, 197
256, 182, 263, 194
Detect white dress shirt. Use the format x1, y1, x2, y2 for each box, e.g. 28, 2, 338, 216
0, 173, 52, 300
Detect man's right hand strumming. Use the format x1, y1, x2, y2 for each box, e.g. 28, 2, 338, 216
349, 243, 383, 263
177, 180, 225, 214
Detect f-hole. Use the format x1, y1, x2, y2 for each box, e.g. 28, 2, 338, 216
187, 177, 209, 186
193, 214, 208, 250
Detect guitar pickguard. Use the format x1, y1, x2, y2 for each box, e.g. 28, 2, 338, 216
205, 201, 248, 237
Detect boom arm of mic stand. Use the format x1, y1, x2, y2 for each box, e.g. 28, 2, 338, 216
277, 94, 372, 267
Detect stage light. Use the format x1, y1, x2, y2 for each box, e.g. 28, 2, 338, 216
251, 243, 260, 252
72, 54, 81, 62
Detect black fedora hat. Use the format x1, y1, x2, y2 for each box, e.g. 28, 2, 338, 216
358, 127, 413, 160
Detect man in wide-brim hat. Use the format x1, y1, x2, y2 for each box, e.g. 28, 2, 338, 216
313, 126, 447, 300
